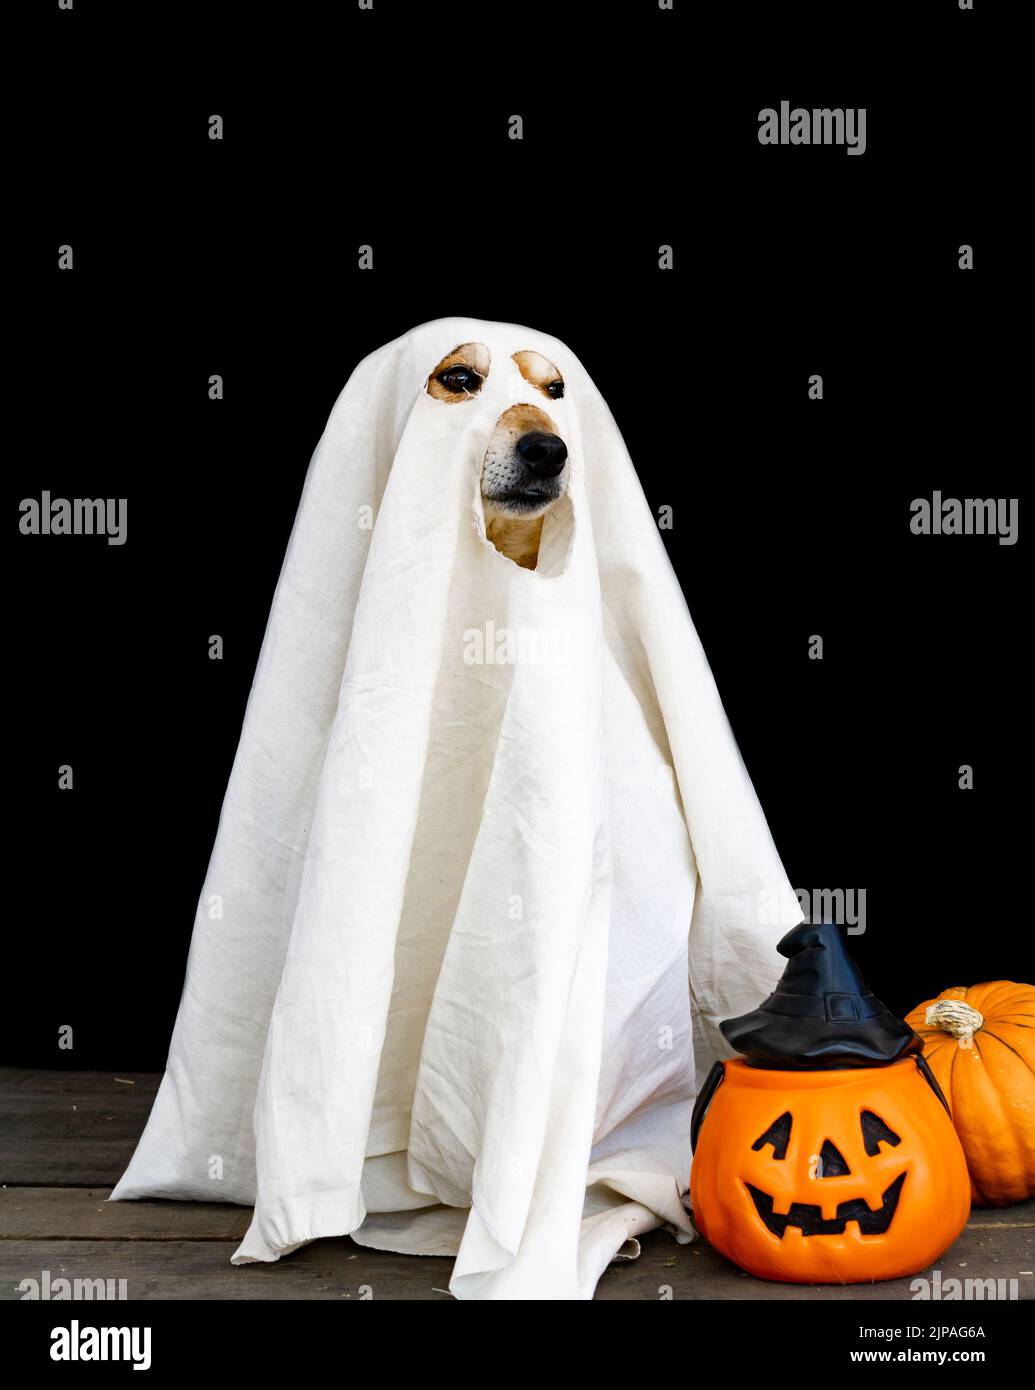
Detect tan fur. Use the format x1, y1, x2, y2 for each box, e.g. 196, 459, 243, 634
512, 349, 563, 399
484, 511, 546, 570
492, 402, 557, 435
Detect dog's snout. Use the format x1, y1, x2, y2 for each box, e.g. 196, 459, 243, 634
516, 432, 568, 479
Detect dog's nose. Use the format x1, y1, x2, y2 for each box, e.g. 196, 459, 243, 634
517, 432, 568, 479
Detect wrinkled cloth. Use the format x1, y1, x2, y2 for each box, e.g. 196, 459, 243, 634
110, 317, 801, 1299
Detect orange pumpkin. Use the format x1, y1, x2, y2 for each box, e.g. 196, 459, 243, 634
690, 1057, 971, 1284
905, 982, 1035, 1207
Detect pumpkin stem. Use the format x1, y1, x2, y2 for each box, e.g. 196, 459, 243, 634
925, 998, 984, 1039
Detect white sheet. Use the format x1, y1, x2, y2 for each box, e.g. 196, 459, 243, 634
109, 317, 801, 1299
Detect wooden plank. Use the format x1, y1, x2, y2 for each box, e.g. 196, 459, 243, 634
0, 1238, 455, 1301
0, 1189, 250, 1241
966, 1200, 1035, 1228
5, 1068, 1033, 1227
597, 1224, 1035, 1300
2, 1178, 1028, 1245
2, 1222, 1032, 1301
4, 1186, 1031, 1246
0, 1069, 158, 1187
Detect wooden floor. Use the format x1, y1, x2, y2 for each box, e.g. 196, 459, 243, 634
2, 1068, 1032, 1300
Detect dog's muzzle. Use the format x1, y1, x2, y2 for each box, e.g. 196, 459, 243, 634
481, 409, 570, 517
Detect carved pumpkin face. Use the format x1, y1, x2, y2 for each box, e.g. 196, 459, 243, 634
690, 1058, 971, 1283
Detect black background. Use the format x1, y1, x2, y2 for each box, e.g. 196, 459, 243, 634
9, 2, 1025, 1070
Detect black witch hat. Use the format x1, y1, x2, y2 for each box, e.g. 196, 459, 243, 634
720, 921, 923, 1069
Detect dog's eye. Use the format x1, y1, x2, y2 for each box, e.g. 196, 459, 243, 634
546, 380, 564, 399
437, 367, 482, 394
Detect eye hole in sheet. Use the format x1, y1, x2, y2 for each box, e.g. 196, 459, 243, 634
426, 342, 491, 402
513, 349, 564, 401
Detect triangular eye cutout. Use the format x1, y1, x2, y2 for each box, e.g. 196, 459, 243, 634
817, 1140, 851, 1176
752, 1112, 792, 1159
861, 1110, 901, 1156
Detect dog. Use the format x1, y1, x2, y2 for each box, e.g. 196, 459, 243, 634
426, 342, 569, 570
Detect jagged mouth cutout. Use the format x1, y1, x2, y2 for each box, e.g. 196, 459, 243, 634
745, 1109, 905, 1238
472, 476, 577, 579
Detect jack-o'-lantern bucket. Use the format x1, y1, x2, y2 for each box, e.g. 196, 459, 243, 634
689, 922, 970, 1284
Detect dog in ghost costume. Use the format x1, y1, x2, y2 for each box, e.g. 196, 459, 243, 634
427, 338, 570, 569
109, 317, 802, 1300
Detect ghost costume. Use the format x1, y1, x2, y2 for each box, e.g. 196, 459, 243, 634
110, 317, 802, 1299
